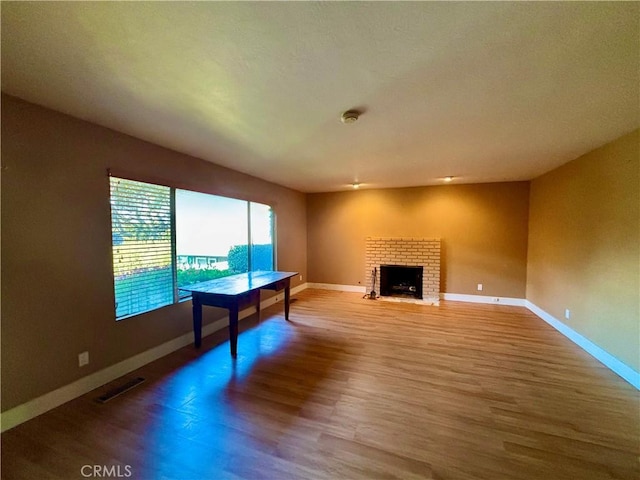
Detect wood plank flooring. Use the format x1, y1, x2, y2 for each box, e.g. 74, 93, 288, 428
2, 289, 639, 479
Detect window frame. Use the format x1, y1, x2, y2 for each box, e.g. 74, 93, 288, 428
108, 173, 276, 320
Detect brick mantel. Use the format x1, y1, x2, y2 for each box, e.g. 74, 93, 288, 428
365, 237, 441, 304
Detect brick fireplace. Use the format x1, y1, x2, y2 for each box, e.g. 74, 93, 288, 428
365, 237, 441, 304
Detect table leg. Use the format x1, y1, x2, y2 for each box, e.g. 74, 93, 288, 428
255, 290, 261, 320
284, 280, 291, 320
193, 296, 203, 348
229, 303, 239, 357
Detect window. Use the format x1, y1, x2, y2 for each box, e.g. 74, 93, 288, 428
250, 202, 274, 271
109, 176, 275, 320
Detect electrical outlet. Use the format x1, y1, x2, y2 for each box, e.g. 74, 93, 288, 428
299, 274, 303, 281
477, 283, 483, 291
492, 297, 500, 302
78, 351, 89, 367
565, 309, 571, 320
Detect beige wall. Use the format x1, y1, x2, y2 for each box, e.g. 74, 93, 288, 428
527, 129, 639, 372
1, 95, 307, 410
307, 182, 530, 298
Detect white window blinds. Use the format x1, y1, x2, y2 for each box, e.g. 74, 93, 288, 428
109, 177, 175, 319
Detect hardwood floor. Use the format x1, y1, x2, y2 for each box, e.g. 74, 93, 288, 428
2, 289, 639, 479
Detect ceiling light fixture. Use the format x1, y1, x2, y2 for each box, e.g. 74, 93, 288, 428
341, 110, 360, 124
352, 182, 360, 189
444, 176, 454, 182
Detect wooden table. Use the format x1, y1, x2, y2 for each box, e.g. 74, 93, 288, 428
180, 271, 298, 357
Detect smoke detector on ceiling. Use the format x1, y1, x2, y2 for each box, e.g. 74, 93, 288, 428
341, 110, 360, 124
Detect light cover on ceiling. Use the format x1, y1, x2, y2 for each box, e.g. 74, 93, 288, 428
341, 110, 360, 124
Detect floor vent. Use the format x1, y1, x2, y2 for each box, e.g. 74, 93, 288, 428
96, 377, 145, 404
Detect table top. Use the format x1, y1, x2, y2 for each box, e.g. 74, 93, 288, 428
179, 271, 298, 296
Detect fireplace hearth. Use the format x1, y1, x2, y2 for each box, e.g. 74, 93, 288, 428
380, 265, 424, 299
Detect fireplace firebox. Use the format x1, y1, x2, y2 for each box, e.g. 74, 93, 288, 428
379, 265, 424, 299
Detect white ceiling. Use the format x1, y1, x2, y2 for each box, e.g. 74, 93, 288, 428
2, 2, 638, 192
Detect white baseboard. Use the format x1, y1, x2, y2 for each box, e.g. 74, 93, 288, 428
306, 282, 366, 293
0, 284, 307, 433
306, 285, 526, 307
525, 301, 639, 390
291, 283, 307, 295
442, 293, 526, 307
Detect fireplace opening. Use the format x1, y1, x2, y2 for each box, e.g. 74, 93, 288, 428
379, 265, 423, 299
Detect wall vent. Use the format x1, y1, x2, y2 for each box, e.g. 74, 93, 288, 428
96, 377, 145, 403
